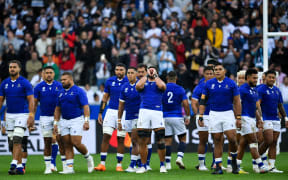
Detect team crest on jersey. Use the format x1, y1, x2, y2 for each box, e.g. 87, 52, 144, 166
42, 87, 46, 91
59, 93, 63, 97
112, 82, 115, 86
225, 84, 229, 89
5, 84, 8, 89
125, 88, 128, 93
211, 84, 215, 89
266, 90, 270, 95
70, 92, 74, 95
145, 82, 148, 86
55, 87, 58, 91
131, 88, 133, 91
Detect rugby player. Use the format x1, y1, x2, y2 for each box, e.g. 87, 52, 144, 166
95, 63, 128, 172
53, 72, 94, 174
162, 71, 190, 170
34, 66, 66, 174
135, 66, 167, 173
0, 60, 34, 175
236, 69, 268, 173
198, 62, 241, 174
258, 70, 288, 173
118, 67, 141, 172
192, 66, 214, 171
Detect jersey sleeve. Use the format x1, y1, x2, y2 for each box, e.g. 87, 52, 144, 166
104, 79, 110, 94
119, 85, 126, 102
192, 85, 201, 100
232, 81, 240, 96
0, 82, 5, 96
24, 80, 33, 96
78, 88, 89, 106
181, 88, 188, 101
202, 82, 209, 96
239, 87, 246, 100
278, 89, 284, 104
56, 92, 61, 107
257, 87, 264, 101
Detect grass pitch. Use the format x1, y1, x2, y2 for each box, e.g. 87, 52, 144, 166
0, 152, 287, 180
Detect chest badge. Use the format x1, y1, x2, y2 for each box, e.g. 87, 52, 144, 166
5, 84, 8, 89
17, 84, 21, 88
266, 90, 270, 95
112, 82, 115, 86
42, 87, 46, 92
211, 84, 215, 89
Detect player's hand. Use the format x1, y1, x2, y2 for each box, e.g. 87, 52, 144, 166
98, 114, 103, 125
236, 119, 241, 129
198, 115, 204, 127
83, 122, 89, 131
118, 122, 123, 131
27, 115, 34, 129
53, 125, 58, 135
1, 126, 6, 135
185, 116, 190, 125
257, 120, 264, 129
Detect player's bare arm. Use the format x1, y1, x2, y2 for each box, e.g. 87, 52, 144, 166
233, 95, 242, 129
198, 94, 207, 127
98, 93, 110, 125
53, 106, 61, 135
33, 98, 39, 115
278, 103, 288, 128
0, 96, 5, 133
256, 100, 264, 129
135, 75, 148, 91
182, 99, 191, 125
191, 98, 199, 123
117, 101, 125, 131
83, 105, 90, 131
27, 95, 35, 130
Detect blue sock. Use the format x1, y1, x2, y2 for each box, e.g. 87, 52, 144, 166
211, 146, 215, 167
252, 159, 257, 165
116, 153, 124, 163
227, 156, 232, 166
136, 155, 142, 167
129, 144, 132, 156
100, 152, 107, 162
215, 158, 222, 167
147, 144, 152, 166
130, 155, 137, 168
230, 152, 237, 159
177, 142, 186, 158
160, 161, 165, 167
165, 146, 171, 163
143, 163, 147, 169
261, 154, 267, 162
51, 143, 59, 166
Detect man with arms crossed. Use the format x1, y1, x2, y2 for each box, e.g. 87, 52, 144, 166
192, 66, 214, 171
118, 67, 141, 172
53, 72, 94, 174
95, 63, 128, 171
0, 60, 34, 175
136, 66, 167, 173
163, 71, 190, 170
34, 66, 66, 174
236, 68, 268, 173
258, 70, 288, 173
198, 62, 241, 174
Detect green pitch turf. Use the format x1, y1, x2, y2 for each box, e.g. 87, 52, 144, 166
0, 152, 287, 180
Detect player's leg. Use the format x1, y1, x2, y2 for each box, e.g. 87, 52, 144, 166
154, 128, 166, 173
268, 131, 281, 172
116, 130, 126, 171
51, 136, 59, 171
197, 131, 208, 170
225, 129, 239, 174
137, 129, 150, 173
43, 137, 53, 173
211, 132, 224, 174
235, 135, 248, 173
259, 121, 273, 167
21, 135, 28, 173
61, 134, 75, 174
176, 133, 187, 169
146, 135, 153, 170
95, 109, 115, 171
164, 136, 173, 170
56, 134, 67, 172
126, 119, 139, 172
10, 126, 25, 175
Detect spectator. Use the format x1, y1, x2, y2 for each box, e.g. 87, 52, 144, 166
93, 93, 100, 105
99, 29, 113, 61
78, 43, 93, 85
194, 17, 207, 42
131, 20, 146, 43
96, 83, 105, 102
221, 16, 235, 48
35, 32, 52, 57
173, 37, 186, 65
0, 56, 8, 82
15, 20, 26, 39
37, 8, 48, 31
58, 46, 76, 74
96, 54, 112, 87
157, 42, 176, 75
207, 20, 223, 49
30, 69, 43, 87
2, 44, 18, 63
43, 47, 60, 80
145, 19, 162, 50
250, 18, 263, 49
220, 38, 240, 76
280, 77, 288, 104
62, 24, 76, 49
4, 30, 23, 53
235, 17, 250, 52
202, 39, 219, 66
143, 46, 158, 67
185, 39, 202, 74
26, 51, 42, 81
191, 10, 209, 28
54, 30, 65, 55
144, 1, 158, 18
162, 0, 183, 21
270, 39, 288, 75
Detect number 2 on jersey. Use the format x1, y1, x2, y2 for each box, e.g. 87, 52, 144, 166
167, 92, 173, 103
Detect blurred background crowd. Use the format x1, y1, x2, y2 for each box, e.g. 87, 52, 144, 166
0, 0, 288, 104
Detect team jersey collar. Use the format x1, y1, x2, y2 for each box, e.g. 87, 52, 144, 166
10, 76, 21, 83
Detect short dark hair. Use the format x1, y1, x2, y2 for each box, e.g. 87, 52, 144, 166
9, 60, 22, 69
137, 63, 147, 70
127, 66, 137, 71
167, 71, 177, 80
265, 70, 276, 76
245, 68, 258, 80
148, 65, 159, 74
204, 66, 214, 72
214, 61, 223, 67
207, 59, 218, 66
61, 72, 73, 78
43, 66, 55, 72
116, 63, 126, 69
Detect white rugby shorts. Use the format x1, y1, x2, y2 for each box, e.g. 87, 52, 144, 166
137, 109, 164, 129
263, 120, 281, 132
208, 110, 236, 133
196, 115, 209, 132
164, 117, 186, 136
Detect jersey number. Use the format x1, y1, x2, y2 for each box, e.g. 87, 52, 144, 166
167, 92, 173, 103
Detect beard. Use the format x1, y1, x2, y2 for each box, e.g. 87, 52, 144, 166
9, 71, 19, 77
63, 83, 71, 89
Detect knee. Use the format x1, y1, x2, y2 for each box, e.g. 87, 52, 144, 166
155, 129, 165, 143
117, 137, 124, 144
72, 141, 81, 147
138, 130, 151, 139
22, 136, 28, 153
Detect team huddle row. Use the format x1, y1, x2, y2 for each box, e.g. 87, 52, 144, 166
0, 60, 287, 175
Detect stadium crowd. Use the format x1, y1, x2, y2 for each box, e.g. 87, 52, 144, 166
0, 0, 288, 102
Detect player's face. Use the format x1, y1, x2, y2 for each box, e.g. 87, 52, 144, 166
214, 65, 225, 79
204, 70, 214, 81
247, 74, 258, 87
9, 63, 20, 77
266, 74, 276, 87
44, 69, 55, 82
237, 75, 245, 86
127, 69, 137, 82
115, 66, 126, 79
61, 75, 72, 89
137, 67, 147, 79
